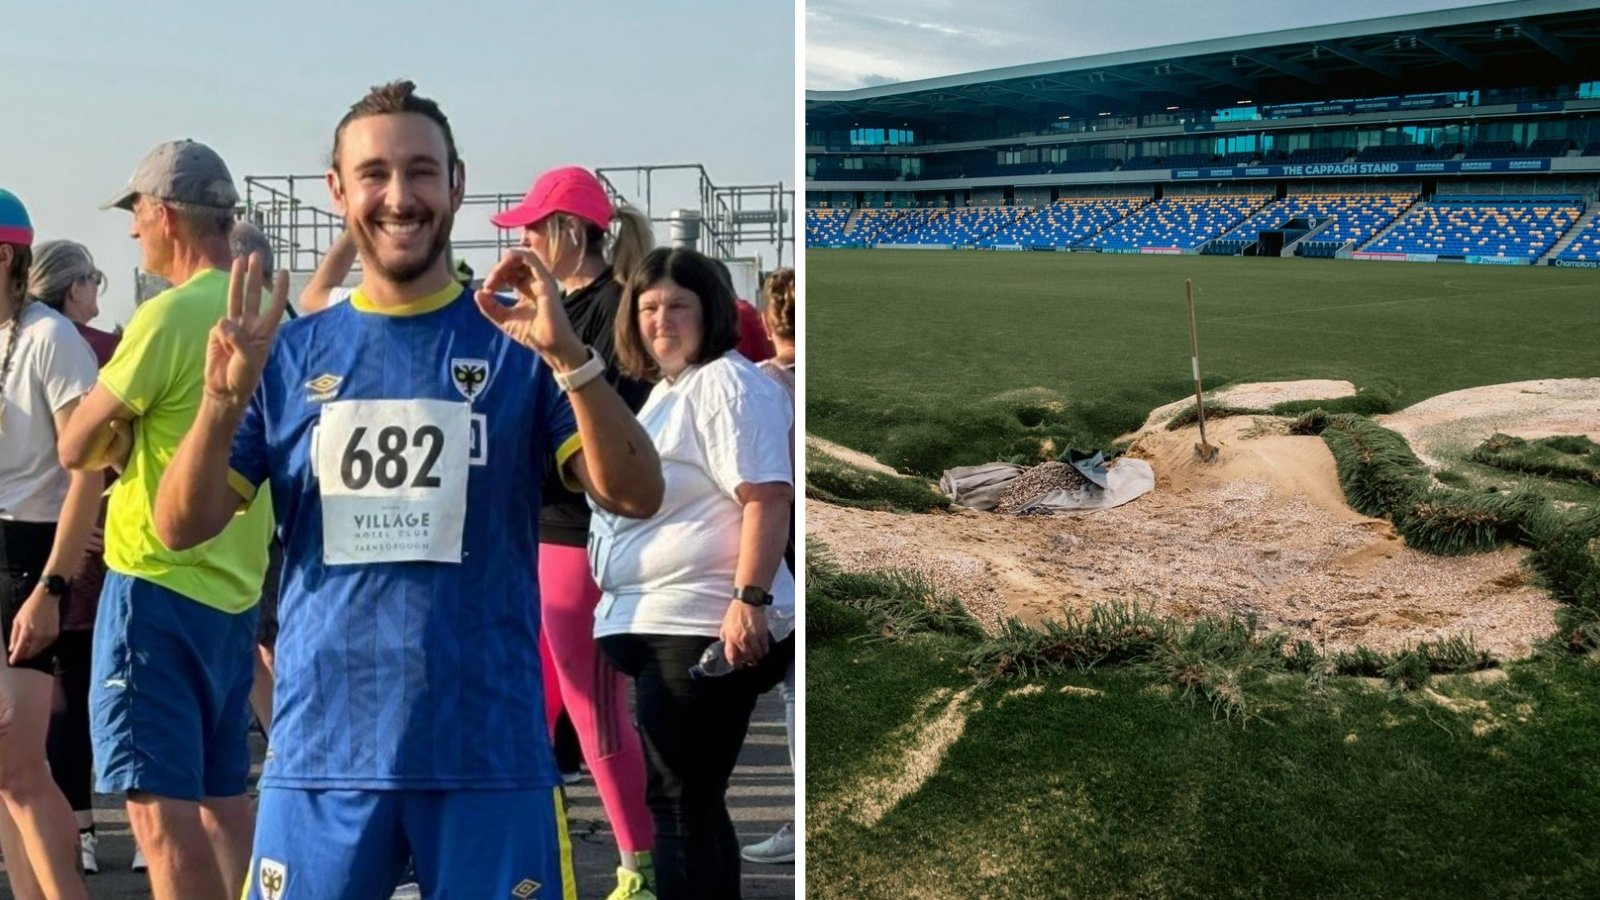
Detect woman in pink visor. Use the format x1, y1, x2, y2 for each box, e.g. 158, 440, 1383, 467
490, 166, 658, 900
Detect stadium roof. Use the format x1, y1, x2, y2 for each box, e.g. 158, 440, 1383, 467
805, 0, 1600, 123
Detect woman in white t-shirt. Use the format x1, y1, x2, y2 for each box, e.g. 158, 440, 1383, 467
591, 247, 795, 900
0, 191, 99, 900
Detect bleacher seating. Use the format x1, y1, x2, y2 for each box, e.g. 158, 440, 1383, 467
1365, 199, 1581, 260
1555, 216, 1600, 262
1084, 195, 1268, 250
1583, 142, 1600, 157
805, 209, 851, 247
1121, 156, 1166, 171
812, 166, 896, 182
1286, 147, 1353, 164
966, 161, 1052, 178
1521, 138, 1572, 157
1161, 154, 1215, 169
887, 207, 1026, 245
1355, 145, 1432, 162
855, 209, 932, 245
1217, 152, 1258, 166
979, 197, 1148, 248
1464, 140, 1518, 159
1053, 158, 1121, 173
910, 163, 964, 180
1216, 192, 1415, 254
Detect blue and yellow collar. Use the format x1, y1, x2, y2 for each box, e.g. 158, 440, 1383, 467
350, 281, 463, 317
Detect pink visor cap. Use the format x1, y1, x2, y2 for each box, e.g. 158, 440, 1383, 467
490, 166, 612, 231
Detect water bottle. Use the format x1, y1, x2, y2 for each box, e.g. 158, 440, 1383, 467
690, 610, 790, 680
689, 640, 738, 680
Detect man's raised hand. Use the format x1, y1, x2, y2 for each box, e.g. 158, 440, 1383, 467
206, 254, 289, 410
474, 249, 586, 370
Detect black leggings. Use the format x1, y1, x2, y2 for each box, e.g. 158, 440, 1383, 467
48, 629, 95, 813
599, 632, 794, 900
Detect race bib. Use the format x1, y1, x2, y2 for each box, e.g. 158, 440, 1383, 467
316, 399, 471, 566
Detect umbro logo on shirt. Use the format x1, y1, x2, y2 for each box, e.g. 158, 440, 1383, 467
305, 374, 343, 403
511, 878, 541, 898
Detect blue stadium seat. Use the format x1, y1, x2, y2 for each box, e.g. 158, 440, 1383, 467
1365, 200, 1581, 260
981, 197, 1148, 248
1084, 195, 1269, 250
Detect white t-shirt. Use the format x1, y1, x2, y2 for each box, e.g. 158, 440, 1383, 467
325, 286, 355, 307
0, 303, 99, 522
590, 352, 795, 640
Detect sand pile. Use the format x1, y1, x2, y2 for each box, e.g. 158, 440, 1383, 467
809, 413, 1560, 659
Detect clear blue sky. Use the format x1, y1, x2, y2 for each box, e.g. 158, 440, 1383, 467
0, 0, 795, 326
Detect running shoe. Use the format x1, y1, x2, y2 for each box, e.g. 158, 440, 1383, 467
79, 829, 99, 875
741, 822, 795, 864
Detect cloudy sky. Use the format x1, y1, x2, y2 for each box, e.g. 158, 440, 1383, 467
806, 0, 1509, 90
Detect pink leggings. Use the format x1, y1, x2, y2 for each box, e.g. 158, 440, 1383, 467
538, 543, 654, 852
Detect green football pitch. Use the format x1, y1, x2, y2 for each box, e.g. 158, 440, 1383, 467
807, 249, 1600, 474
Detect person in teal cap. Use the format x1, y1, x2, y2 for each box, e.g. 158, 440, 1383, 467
0, 186, 98, 900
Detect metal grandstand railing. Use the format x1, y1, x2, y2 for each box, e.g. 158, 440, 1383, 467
240, 164, 794, 275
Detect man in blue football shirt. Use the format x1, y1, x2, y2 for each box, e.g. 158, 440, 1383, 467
153, 81, 664, 900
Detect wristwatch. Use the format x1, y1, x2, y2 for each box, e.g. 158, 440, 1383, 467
42, 574, 68, 598
553, 346, 605, 393
734, 585, 773, 607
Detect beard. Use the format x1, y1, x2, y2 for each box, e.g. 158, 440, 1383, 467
350, 204, 454, 285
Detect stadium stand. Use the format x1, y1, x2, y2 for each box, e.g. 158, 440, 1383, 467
1365, 198, 1581, 260
1464, 140, 1519, 159
1555, 219, 1600, 261
805, 5, 1600, 265
806, 209, 850, 247
1522, 138, 1573, 158
1053, 158, 1122, 174
1121, 156, 1167, 171
1287, 147, 1353, 164
1085, 195, 1268, 250
1212, 192, 1416, 256
895, 206, 1028, 245
979, 197, 1148, 248
1356, 145, 1434, 162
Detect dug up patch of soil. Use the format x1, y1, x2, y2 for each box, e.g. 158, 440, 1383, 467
809, 413, 1559, 660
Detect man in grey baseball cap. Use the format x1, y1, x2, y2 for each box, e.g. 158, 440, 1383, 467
100, 139, 239, 212
61, 138, 267, 900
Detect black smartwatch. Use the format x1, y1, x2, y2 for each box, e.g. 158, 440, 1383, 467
734, 585, 773, 607
43, 574, 69, 598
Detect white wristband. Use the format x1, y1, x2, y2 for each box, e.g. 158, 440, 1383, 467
553, 347, 605, 393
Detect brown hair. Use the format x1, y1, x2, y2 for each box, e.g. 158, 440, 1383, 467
615, 247, 741, 382
3, 242, 31, 306
331, 80, 459, 178
762, 267, 794, 341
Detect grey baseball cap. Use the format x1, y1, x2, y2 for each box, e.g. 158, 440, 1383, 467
101, 139, 239, 212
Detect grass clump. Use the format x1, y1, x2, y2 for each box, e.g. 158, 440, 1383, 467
970, 603, 1298, 719
1291, 411, 1430, 518
807, 540, 983, 642
1163, 400, 1265, 431
805, 454, 952, 514
1392, 488, 1544, 556
1471, 433, 1600, 486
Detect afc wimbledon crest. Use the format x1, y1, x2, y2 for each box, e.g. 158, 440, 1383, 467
259, 858, 287, 900
451, 358, 490, 401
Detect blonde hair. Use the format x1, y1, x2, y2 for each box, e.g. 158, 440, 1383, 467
28, 240, 99, 311
542, 202, 655, 284
762, 267, 794, 341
